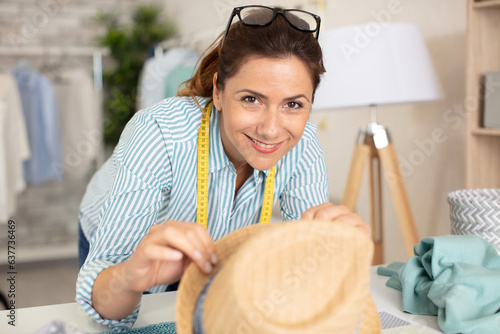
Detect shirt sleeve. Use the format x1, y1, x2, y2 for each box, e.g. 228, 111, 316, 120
76, 110, 172, 331
279, 130, 329, 221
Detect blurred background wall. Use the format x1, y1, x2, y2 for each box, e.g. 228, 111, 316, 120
0, 0, 467, 307
162, 0, 467, 263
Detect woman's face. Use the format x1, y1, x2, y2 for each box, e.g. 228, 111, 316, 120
213, 56, 314, 171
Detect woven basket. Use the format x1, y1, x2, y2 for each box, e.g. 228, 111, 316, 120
448, 189, 500, 255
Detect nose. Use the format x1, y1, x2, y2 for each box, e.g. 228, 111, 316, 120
257, 107, 281, 140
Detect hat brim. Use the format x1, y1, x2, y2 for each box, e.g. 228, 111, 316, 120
175, 221, 381, 333
176, 222, 276, 333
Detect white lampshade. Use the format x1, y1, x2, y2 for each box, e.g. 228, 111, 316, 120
312, 23, 443, 110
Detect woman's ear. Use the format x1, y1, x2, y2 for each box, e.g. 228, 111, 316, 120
212, 72, 222, 111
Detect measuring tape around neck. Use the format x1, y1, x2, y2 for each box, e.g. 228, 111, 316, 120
196, 101, 276, 229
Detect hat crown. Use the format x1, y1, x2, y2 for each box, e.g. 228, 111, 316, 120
203, 221, 374, 333
232, 230, 347, 326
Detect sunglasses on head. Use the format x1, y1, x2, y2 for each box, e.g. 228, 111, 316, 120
221, 5, 321, 50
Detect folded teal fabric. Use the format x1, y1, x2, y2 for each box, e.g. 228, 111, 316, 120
378, 235, 500, 334
377, 262, 404, 290
377, 261, 405, 277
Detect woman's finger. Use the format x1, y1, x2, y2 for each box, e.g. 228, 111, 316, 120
135, 221, 216, 274
156, 222, 216, 274
191, 223, 218, 265
139, 243, 184, 262
301, 204, 370, 236
332, 213, 371, 236
301, 203, 350, 220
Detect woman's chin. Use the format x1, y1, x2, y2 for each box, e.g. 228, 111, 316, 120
248, 159, 278, 172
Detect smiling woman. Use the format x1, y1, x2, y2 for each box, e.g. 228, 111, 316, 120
75, 5, 370, 331
214, 56, 312, 177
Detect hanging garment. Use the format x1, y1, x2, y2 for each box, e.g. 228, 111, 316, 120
137, 48, 200, 110
163, 64, 197, 98
12, 65, 62, 186
52, 68, 104, 180
0, 73, 31, 222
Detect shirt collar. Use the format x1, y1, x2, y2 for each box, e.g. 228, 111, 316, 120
208, 102, 269, 185
208, 102, 231, 173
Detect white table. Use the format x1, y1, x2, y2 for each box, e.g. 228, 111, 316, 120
370, 266, 441, 333
0, 267, 442, 333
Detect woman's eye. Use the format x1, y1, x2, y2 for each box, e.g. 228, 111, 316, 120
242, 96, 258, 104
286, 101, 303, 109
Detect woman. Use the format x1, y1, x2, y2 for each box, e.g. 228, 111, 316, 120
76, 5, 369, 330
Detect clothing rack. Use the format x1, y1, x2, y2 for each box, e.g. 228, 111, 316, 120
155, 29, 219, 59
0, 46, 109, 90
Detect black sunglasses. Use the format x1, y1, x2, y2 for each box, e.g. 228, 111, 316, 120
221, 5, 321, 50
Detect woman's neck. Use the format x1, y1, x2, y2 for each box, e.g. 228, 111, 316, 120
234, 163, 253, 197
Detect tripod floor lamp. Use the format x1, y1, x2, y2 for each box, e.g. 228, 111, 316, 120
313, 23, 443, 264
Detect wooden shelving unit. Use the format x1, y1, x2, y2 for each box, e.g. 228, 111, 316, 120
465, 0, 500, 188
471, 128, 500, 136
472, 0, 500, 9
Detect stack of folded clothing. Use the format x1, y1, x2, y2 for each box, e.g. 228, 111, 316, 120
378, 235, 500, 334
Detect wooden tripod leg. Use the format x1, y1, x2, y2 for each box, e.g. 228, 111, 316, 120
378, 143, 419, 258
342, 144, 370, 211
368, 144, 384, 265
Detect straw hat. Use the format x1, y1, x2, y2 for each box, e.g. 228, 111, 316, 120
176, 220, 381, 334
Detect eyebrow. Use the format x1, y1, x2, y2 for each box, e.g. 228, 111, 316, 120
235, 89, 311, 103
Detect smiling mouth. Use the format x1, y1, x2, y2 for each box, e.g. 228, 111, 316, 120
247, 136, 281, 149
245, 134, 284, 154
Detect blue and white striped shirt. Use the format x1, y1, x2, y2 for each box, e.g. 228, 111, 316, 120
76, 96, 329, 330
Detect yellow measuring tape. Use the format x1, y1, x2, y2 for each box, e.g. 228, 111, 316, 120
197, 101, 275, 229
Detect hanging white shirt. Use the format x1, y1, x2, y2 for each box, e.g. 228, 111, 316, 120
0, 73, 31, 222
52, 68, 104, 180
137, 48, 200, 110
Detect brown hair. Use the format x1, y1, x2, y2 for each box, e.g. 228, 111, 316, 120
178, 9, 325, 100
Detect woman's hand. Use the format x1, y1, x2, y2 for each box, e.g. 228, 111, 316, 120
301, 203, 371, 237
92, 220, 217, 320
123, 220, 218, 293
